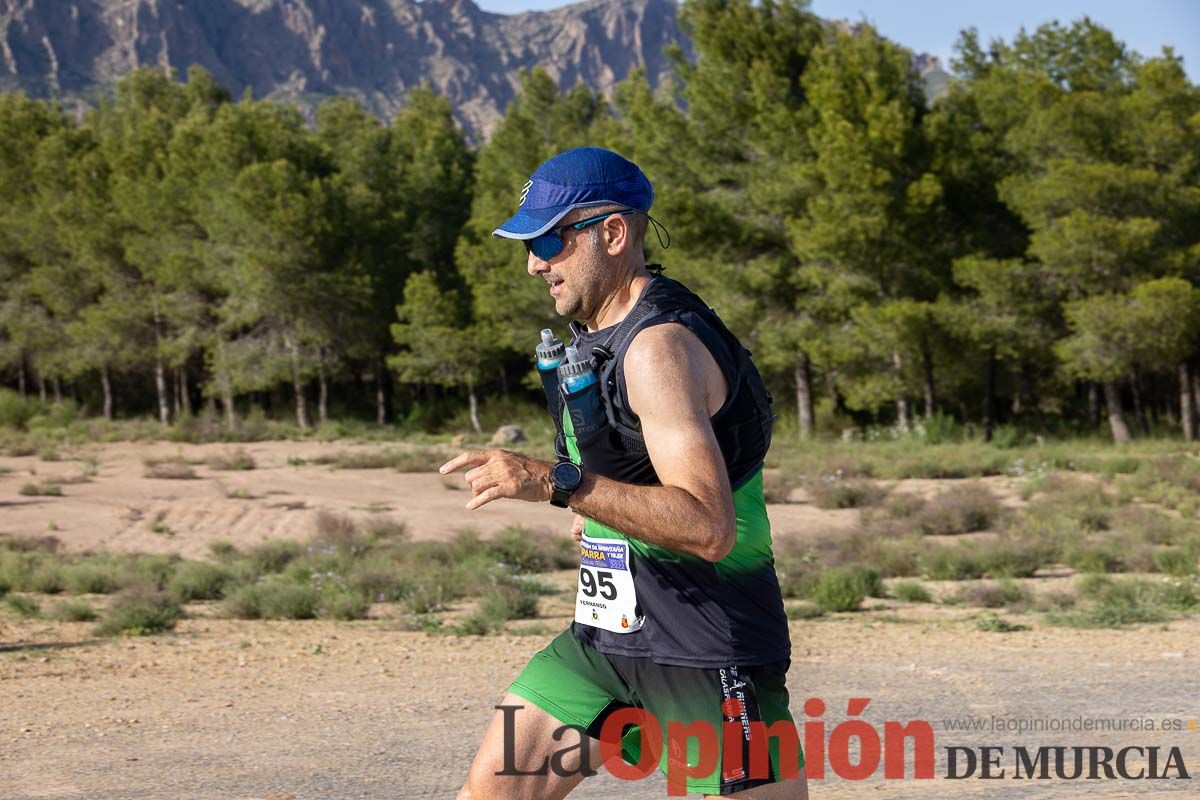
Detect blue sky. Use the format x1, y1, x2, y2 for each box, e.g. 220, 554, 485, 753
473, 0, 1199, 80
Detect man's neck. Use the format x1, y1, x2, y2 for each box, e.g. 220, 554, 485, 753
586, 264, 654, 332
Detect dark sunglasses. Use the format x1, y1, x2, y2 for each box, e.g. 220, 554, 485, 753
524, 209, 642, 261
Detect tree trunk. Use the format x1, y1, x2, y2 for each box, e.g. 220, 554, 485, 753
287, 337, 309, 430
317, 363, 328, 426
151, 303, 170, 425
35, 369, 46, 403
1129, 373, 1149, 436
795, 352, 814, 440
982, 350, 997, 442
216, 342, 236, 430
205, 394, 217, 419
1086, 382, 1100, 430
154, 358, 170, 426
1103, 381, 1132, 443
17, 355, 26, 399
1184, 361, 1199, 442
921, 346, 935, 420
180, 367, 193, 417
52, 376, 61, 404
375, 355, 389, 425
100, 365, 113, 421
892, 350, 909, 430
467, 377, 482, 434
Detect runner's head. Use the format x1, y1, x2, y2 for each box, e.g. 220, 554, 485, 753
492, 147, 654, 319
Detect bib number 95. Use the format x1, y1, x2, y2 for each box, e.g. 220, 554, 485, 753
579, 566, 617, 600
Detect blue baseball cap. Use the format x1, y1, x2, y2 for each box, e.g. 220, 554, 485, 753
492, 147, 654, 240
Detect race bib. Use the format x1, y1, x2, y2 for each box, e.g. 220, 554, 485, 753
575, 534, 644, 634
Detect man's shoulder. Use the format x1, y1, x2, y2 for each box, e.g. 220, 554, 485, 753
623, 321, 709, 375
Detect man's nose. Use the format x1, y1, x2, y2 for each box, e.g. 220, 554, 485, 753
527, 251, 549, 277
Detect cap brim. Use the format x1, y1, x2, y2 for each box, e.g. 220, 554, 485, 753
491, 200, 624, 240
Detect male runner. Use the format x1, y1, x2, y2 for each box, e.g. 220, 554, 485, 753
441, 147, 807, 798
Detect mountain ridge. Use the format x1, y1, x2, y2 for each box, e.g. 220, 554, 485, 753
0, 0, 947, 140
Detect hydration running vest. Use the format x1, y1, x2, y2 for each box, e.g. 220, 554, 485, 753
549, 271, 791, 668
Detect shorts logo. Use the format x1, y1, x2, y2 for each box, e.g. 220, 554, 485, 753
519, 179, 533, 206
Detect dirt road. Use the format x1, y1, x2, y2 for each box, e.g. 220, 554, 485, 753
1, 441, 1195, 798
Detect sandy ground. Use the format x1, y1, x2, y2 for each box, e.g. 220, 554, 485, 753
0, 441, 876, 557
1, 441, 1196, 799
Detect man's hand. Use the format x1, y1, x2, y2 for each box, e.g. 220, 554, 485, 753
438, 449, 554, 511
570, 514, 586, 544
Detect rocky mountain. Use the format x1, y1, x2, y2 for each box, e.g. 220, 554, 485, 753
0, 0, 948, 141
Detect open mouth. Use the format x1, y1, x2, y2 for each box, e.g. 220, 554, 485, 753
547, 278, 563, 296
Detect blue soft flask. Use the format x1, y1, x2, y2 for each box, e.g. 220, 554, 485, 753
535, 328, 565, 413
558, 345, 604, 441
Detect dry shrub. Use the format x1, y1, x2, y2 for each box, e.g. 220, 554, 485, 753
915, 482, 1004, 536
143, 457, 197, 480
206, 448, 256, 471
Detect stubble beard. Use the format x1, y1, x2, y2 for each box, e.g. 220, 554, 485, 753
553, 237, 608, 321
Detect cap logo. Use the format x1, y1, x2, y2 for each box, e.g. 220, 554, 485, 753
519, 179, 533, 207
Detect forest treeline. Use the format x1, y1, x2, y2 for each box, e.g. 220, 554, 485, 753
0, 1, 1197, 443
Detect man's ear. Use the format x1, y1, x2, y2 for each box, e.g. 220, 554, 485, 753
603, 214, 628, 256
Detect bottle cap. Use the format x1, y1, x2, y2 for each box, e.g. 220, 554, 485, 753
536, 328, 564, 363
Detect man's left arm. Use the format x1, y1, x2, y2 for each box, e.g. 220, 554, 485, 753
438, 323, 736, 563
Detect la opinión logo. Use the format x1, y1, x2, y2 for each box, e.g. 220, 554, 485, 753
496, 697, 936, 796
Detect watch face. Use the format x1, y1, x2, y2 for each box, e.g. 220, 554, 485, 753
551, 461, 583, 490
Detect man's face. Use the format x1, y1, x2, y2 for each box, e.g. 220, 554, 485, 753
526, 214, 612, 319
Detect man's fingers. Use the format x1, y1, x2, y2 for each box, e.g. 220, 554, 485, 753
439, 450, 490, 475
465, 485, 502, 511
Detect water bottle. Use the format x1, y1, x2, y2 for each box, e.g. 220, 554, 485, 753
558, 345, 605, 441
536, 330, 570, 458
535, 328, 565, 407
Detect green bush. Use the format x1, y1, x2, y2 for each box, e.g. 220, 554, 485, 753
247, 539, 303, 575
977, 539, 1050, 579
489, 527, 577, 572
128, 554, 181, 589
0, 388, 42, 429
28, 563, 64, 594
480, 582, 540, 621
19, 482, 63, 497
51, 598, 97, 622
919, 546, 984, 581
4, 594, 41, 618
1154, 548, 1197, 577
223, 579, 319, 620
812, 568, 866, 612
62, 561, 123, 595
976, 613, 1028, 632
169, 561, 234, 601
893, 581, 932, 603
319, 587, 370, 620
95, 588, 182, 636
1064, 543, 1125, 574
786, 601, 827, 619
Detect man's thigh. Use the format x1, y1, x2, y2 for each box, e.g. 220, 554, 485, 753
458, 692, 601, 800
459, 626, 632, 799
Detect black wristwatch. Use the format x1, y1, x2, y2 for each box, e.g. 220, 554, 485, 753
549, 461, 584, 508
